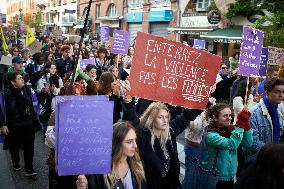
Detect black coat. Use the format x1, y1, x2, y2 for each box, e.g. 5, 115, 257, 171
4, 85, 36, 131
122, 102, 202, 189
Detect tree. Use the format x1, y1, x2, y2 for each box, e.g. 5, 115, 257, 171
226, 0, 284, 48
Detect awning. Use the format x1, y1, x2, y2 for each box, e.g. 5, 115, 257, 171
73, 25, 84, 29
200, 26, 243, 44
168, 27, 214, 35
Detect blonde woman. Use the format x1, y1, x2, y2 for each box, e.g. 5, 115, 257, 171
76, 122, 146, 189
122, 99, 202, 189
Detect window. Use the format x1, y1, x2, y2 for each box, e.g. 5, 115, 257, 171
95, 4, 100, 19
107, 4, 117, 17
196, 0, 211, 11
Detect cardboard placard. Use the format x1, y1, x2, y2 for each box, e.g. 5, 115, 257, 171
0, 56, 12, 66
111, 30, 130, 55
268, 46, 284, 66
27, 40, 43, 56
55, 96, 113, 176
128, 32, 222, 109
238, 26, 264, 77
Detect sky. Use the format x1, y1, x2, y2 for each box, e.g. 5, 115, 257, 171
1, 0, 7, 14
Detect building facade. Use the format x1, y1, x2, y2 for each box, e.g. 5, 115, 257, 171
43, 0, 77, 33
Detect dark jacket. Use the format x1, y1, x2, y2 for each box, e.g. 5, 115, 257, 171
122, 101, 202, 189
212, 75, 237, 103
4, 85, 36, 131
86, 165, 146, 189
234, 165, 284, 189
55, 57, 75, 78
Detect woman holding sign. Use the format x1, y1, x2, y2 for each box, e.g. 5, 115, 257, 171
122, 98, 202, 189
76, 121, 146, 189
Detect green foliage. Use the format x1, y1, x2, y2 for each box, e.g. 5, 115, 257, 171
226, 0, 284, 48
225, 0, 262, 19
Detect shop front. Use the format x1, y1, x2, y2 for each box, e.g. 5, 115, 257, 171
126, 12, 143, 43
148, 10, 173, 38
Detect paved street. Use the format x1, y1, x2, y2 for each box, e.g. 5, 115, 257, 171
0, 131, 186, 189
0, 132, 49, 189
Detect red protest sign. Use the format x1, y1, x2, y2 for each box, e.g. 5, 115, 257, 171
128, 32, 222, 109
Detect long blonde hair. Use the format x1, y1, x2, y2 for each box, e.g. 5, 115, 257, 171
104, 122, 145, 189
140, 102, 171, 150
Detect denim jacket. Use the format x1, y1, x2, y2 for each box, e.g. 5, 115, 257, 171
244, 99, 284, 163
202, 128, 253, 181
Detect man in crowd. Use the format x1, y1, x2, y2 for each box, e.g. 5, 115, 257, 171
55, 45, 75, 78
245, 78, 284, 165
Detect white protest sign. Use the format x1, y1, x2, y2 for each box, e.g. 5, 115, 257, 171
0, 56, 12, 66
27, 40, 43, 56
268, 46, 284, 66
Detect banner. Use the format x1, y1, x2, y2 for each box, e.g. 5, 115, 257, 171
55, 96, 113, 176
111, 30, 130, 55
259, 47, 268, 77
100, 26, 109, 43
268, 46, 284, 66
79, 59, 96, 70
238, 26, 264, 77
193, 39, 206, 49
128, 32, 222, 109
26, 26, 36, 47
28, 40, 42, 56
0, 27, 9, 55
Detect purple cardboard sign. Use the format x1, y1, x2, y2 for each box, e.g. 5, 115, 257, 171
193, 39, 205, 49
259, 47, 268, 77
101, 26, 109, 43
55, 96, 113, 176
111, 30, 130, 55
238, 26, 264, 77
79, 59, 96, 70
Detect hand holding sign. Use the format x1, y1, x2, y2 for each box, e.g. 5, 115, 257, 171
127, 32, 222, 109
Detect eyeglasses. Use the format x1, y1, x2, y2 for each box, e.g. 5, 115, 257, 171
221, 67, 227, 70
13, 50, 19, 52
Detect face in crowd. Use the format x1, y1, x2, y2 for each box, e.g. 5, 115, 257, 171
13, 62, 24, 72
154, 109, 170, 131
49, 64, 57, 75
122, 128, 137, 158
214, 107, 232, 127
265, 82, 284, 105
11, 74, 25, 89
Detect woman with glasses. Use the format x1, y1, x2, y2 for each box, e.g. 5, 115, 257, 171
9, 47, 20, 57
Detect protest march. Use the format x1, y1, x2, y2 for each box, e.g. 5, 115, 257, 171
1, 0, 284, 189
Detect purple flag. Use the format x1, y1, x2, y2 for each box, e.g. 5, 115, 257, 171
111, 30, 130, 55
79, 59, 96, 70
193, 39, 205, 49
55, 96, 113, 176
238, 26, 264, 77
100, 26, 109, 43
259, 47, 268, 77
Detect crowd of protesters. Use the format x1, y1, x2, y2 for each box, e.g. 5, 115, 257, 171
0, 26, 284, 189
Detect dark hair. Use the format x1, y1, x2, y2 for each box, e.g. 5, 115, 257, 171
235, 79, 252, 100
254, 143, 284, 188
97, 47, 108, 57
85, 64, 96, 72
32, 52, 45, 65
44, 51, 54, 63
6, 72, 20, 83
98, 72, 114, 95
264, 78, 284, 92
206, 103, 231, 122
85, 80, 98, 95
267, 66, 279, 74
